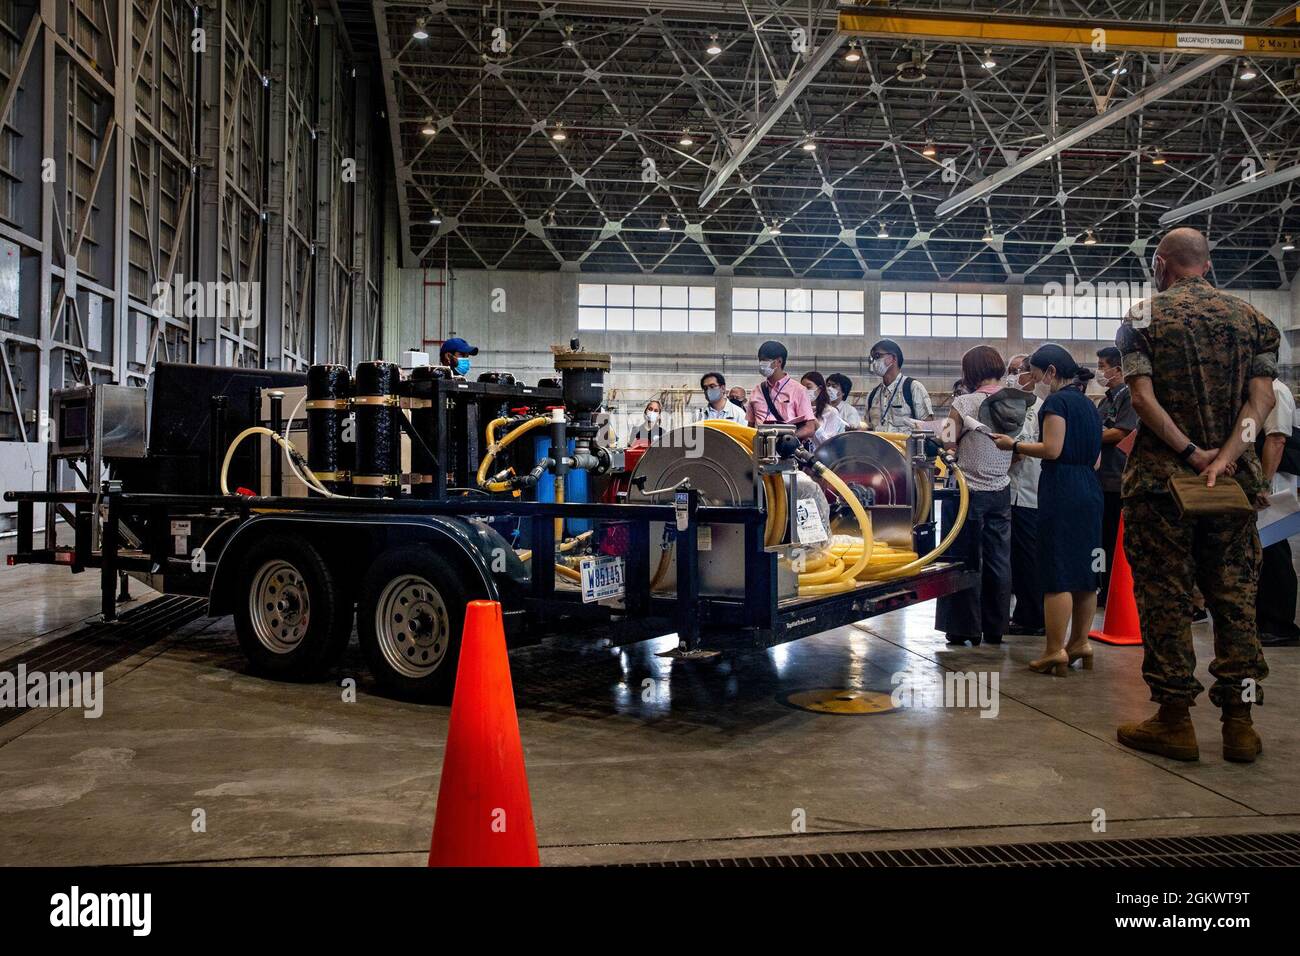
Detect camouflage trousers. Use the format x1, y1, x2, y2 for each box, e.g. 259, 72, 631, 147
1122, 493, 1267, 707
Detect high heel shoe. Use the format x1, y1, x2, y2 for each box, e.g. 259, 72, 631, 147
1066, 642, 1094, 670
1028, 650, 1069, 677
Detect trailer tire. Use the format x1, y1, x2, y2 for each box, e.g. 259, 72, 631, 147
233, 534, 353, 681
357, 547, 478, 702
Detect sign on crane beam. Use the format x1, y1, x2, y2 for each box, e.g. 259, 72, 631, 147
837, 6, 1300, 57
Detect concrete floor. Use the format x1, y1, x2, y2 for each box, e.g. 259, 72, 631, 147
0, 536, 1296, 866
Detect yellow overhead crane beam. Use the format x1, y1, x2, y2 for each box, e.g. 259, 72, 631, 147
837, 4, 1300, 57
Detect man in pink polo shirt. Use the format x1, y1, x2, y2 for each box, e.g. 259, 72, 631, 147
747, 340, 816, 442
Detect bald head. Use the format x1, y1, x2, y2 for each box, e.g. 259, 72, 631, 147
1156, 228, 1210, 269
1154, 227, 1211, 290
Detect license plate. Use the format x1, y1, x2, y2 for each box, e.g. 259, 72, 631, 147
579, 555, 625, 604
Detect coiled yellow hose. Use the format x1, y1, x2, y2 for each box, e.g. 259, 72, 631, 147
689, 421, 874, 595
870, 461, 970, 580
694, 419, 787, 547
796, 461, 874, 596
660, 421, 971, 597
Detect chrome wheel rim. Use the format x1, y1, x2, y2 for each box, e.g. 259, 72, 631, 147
250, 559, 311, 654
373, 575, 450, 679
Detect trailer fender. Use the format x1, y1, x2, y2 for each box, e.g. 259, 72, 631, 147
207, 513, 500, 617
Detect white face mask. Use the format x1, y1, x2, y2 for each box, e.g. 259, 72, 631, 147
1033, 379, 1052, 400
870, 358, 890, 377
1003, 374, 1020, 390
759, 361, 776, 378
805, 386, 819, 402
645, 410, 659, 424
826, 386, 841, 402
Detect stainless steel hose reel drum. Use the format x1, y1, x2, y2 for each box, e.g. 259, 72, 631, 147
812, 430, 924, 549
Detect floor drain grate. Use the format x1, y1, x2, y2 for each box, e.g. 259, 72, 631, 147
625, 832, 1300, 867
0, 595, 208, 727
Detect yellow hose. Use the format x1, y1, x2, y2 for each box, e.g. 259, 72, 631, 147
220, 426, 339, 498
913, 466, 934, 525
797, 462, 875, 597
650, 546, 673, 590
695, 419, 786, 547
555, 477, 565, 541
652, 421, 969, 599
870, 460, 971, 580
797, 554, 846, 585
799, 550, 838, 573
666, 419, 873, 594
558, 530, 594, 553
477, 416, 548, 492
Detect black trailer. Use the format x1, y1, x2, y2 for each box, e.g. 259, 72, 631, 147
4, 487, 975, 701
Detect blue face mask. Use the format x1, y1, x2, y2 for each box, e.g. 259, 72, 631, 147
455, 357, 471, 376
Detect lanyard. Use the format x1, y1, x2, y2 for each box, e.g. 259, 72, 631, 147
878, 374, 905, 422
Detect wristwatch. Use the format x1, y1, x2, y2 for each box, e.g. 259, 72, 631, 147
1012, 440, 1021, 455
1178, 442, 1198, 462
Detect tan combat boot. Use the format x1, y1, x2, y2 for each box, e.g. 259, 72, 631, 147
1117, 702, 1199, 761
1220, 702, 1262, 763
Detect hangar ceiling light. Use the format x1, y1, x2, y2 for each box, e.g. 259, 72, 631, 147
376, 0, 1300, 287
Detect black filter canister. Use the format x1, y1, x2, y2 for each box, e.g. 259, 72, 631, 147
306, 364, 352, 496
408, 365, 437, 499
352, 360, 402, 498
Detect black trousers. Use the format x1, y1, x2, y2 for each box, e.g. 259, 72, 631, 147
1099, 490, 1123, 604
1010, 505, 1044, 629
935, 488, 1012, 641
1258, 538, 1300, 639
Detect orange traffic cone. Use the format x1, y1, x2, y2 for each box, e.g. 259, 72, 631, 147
428, 600, 540, 867
1090, 515, 1142, 646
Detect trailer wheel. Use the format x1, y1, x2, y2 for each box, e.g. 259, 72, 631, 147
358, 547, 478, 702
233, 534, 353, 681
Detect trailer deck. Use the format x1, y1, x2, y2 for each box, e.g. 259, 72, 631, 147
5, 488, 975, 659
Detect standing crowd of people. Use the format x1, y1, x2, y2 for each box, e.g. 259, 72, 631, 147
626, 226, 1294, 765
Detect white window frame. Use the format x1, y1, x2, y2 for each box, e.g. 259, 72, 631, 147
731, 286, 865, 336
577, 282, 716, 333
879, 291, 1008, 339
1022, 292, 1126, 342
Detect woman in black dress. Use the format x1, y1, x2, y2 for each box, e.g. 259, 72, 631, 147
992, 344, 1103, 676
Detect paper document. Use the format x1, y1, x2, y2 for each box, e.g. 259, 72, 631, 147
1258, 489, 1300, 548
907, 418, 942, 434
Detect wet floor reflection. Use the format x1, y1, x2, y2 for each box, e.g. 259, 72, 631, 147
169, 600, 971, 737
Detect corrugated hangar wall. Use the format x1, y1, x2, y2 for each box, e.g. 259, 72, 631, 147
0, 0, 390, 515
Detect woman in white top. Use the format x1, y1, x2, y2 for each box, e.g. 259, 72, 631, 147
825, 372, 863, 429
801, 371, 844, 449
933, 345, 1015, 647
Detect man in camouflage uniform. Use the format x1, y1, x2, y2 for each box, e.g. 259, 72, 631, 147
1116, 227, 1279, 763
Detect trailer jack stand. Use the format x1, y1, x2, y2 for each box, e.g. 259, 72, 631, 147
117, 572, 130, 603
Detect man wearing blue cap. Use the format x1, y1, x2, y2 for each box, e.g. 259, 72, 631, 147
439, 336, 479, 378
